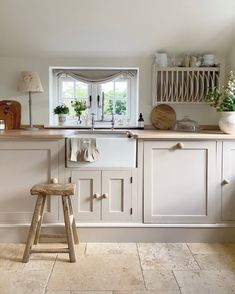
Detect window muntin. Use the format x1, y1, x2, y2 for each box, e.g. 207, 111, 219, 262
59, 77, 90, 118
99, 79, 129, 118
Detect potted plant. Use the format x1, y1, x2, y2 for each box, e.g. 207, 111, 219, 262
71, 100, 87, 124
53, 104, 70, 126
206, 71, 235, 134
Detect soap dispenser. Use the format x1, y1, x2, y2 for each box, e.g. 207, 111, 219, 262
138, 113, 144, 129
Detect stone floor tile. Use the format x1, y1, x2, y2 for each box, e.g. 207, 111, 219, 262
114, 291, 181, 294
71, 291, 113, 294
0, 244, 25, 271
0, 269, 50, 294
143, 270, 179, 290
45, 291, 71, 294
86, 243, 137, 255
187, 243, 235, 255
194, 253, 235, 271
47, 254, 145, 291
174, 270, 235, 294
137, 243, 199, 271
46, 291, 71, 294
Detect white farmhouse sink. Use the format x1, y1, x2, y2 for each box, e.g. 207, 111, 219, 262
66, 131, 136, 167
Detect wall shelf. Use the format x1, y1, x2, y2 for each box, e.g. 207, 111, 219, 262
152, 64, 220, 105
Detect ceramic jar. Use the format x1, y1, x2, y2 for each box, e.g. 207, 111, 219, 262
219, 112, 235, 134
58, 114, 67, 126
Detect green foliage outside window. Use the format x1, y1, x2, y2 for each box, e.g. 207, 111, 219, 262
103, 89, 127, 115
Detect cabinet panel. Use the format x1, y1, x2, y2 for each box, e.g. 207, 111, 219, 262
71, 171, 101, 221
0, 141, 59, 223
144, 141, 217, 223
101, 170, 132, 222
222, 142, 235, 221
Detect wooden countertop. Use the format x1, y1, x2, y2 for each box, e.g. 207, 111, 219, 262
0, 128, 235, 140
133, 129, 235, 140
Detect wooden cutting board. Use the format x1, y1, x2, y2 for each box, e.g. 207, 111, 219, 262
151, 104, 176, 130
0, 100, 21, 129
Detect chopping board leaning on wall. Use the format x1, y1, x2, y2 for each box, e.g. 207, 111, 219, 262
151, 104, 176, 130
0, 100, 21, 129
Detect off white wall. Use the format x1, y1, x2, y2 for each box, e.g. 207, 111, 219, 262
0, 0, 234, 126
227, 42, 235, 72
0, 56, 225, 126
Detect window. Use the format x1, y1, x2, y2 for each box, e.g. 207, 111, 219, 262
50, 67, 139, 126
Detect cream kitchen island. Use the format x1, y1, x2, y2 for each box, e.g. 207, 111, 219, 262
1, 129, 235, 242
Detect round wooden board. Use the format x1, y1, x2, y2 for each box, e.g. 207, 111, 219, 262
151, 104, 176, 130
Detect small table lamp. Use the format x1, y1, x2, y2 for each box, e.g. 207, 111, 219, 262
18, 71, 44, 130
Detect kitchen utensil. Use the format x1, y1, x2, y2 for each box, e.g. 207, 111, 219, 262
0, 100, 21, 129
151, 104, 176, 130
0, 120, 6, 130
155, 52, 168, 67
203, 54, 215, 66
174, 116, 200, 132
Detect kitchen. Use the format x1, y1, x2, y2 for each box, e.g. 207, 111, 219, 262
1, 0, 235, 293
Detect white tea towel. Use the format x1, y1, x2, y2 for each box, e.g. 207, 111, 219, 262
70, 138, 100, 162
70, 138, 80, 161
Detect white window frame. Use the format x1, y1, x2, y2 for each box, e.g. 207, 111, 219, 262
49, 66, 139, 127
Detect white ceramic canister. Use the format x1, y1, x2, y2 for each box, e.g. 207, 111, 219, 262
155, 53, 168, 67
0, 120, 6, 130
219, 112, 235, 134
58, 114, 67, 126
203, 54, 215, 66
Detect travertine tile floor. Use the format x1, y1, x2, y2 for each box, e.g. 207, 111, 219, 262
1, 243, 235, 294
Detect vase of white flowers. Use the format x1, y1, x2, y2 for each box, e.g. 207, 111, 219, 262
71, 100, 87, 124
206, 71, 235, 134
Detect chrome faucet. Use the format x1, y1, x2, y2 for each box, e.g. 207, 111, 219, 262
91, 92, 115, 129
91, 112, 115, 130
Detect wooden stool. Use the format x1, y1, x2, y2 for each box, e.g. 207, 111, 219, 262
22, 183, 79, 263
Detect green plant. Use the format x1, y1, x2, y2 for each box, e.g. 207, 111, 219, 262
71, 100, 87, 117
206, 71, 235, 112
53, 104, 70, 115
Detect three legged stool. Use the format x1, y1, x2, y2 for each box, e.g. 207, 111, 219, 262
22, 183, 79, 263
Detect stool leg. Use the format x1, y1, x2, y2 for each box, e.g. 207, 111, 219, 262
68, 196, 79, 244
34, 195, 46, 245
22, 195, 44, 263
62, 196, 76, 262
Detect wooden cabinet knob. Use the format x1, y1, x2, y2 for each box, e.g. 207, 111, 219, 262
223, 179, 230, 185
176, 143, 184, 149
93, 193, 102, 199
102, 193, 109, 199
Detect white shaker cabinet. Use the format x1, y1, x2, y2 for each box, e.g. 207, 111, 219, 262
70, 170, 101, 221
0, 140, 59, 223
69, 169, 135, 222
144, 141, 217, 223
221, 142, 235, 221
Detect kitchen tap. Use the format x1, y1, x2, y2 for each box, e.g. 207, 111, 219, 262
90, 92, 115, 129
91, 112, 115, 130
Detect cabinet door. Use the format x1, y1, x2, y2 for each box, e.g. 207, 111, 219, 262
101, 170, 133, 221
71, 171, 101, 221
222, 142, 235, 221
144, 141, 217, 223
0, 140, 59, 223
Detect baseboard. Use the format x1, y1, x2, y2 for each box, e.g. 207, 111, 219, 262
1, 226, 235, 243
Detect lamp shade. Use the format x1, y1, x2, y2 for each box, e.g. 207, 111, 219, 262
18, 71, 44, 93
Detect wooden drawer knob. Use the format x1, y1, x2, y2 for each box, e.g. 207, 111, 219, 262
223, 179, 230, 185
93, 193, 102, 199
102, 193, 109, 199
176, 142, 184, 149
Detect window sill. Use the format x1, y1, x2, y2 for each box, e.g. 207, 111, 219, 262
44, 125, 139, 130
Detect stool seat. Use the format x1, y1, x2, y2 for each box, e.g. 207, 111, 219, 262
30, 183, 76, 196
